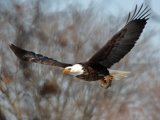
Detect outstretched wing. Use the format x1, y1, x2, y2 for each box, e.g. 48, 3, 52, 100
9, 44, 71, 68
88, 4, 150, 68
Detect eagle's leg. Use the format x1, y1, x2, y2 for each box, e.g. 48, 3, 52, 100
98, 75, 113, 89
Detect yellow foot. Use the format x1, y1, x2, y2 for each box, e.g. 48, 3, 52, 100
104, 75, 113, 81
98, 75, 113, 89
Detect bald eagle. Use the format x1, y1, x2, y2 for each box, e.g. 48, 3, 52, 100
9, 4, 150, 88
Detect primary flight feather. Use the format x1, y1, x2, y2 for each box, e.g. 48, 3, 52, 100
9, 4, 150, 88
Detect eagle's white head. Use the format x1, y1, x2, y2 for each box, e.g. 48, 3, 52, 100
63, 64, 84, 76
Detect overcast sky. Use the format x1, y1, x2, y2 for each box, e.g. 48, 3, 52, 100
40, 0, 160, 26
42, 0, 160, 47
0, 0, 159, 47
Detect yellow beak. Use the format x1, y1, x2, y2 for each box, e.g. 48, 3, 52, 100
63, 68, 70, 74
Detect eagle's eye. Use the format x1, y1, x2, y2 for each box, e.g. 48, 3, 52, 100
68, 68, 71, 70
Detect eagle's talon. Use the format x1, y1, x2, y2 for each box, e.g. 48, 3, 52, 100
104, 75, 113, 81
98, 75, 113, 89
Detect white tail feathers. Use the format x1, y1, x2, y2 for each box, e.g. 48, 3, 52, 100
108, 69, 130, 80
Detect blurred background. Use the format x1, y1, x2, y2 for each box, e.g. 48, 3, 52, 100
0, 0, 160, 120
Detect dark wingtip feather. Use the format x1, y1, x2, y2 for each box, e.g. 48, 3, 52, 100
126, 4, 151, 24
9, 44, 27, 60
9, 44, 17, 52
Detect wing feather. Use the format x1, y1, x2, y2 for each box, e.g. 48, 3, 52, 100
9, 44, 71, 68
88, 4, 150, 68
